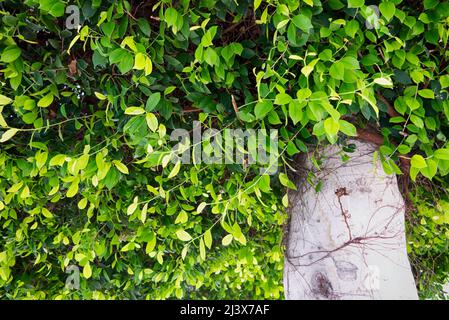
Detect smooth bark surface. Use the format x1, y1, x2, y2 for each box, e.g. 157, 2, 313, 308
284, 140, 418, 300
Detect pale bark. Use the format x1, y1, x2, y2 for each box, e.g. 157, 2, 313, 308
284, 140, 418, 300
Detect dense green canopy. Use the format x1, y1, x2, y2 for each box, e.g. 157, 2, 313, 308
0, 0, 449, 299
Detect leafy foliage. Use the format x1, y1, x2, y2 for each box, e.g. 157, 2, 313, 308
408, 181, 449, 299
0, 0, 449, 299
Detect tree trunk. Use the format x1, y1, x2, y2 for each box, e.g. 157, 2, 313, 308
284, 140, 418, 300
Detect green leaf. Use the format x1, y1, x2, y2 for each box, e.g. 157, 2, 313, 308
339, 120, 357, 137
373, 77, 393, 87
199, 238, 206, 260
329, 61, 345, 80
418, 89, 435, 99
66, 181, 79, 198
49, 154, 66, 166
0, 114, 7, 128
221, 43, 243, 63
297, 88, 312, 100
222, 234, 233, 246
0, 95, 13, 106
167, 161, 181, 179
35, 151, 48, 170
20, 185, 30, 199
201, 26, 218, 47
357, 92, 379, 117
274, 93, 292, 105
144, 56, 153, 76
440, 75, 449, 88
301, 58, 319, 77
0, 266, 10, 281
94, 92, 107, 100
324, 117, 340, 142
7, 182, 23, 193
1, 46, 21, 63
379, 2, 396, 21
434, 149, 449, 160
344, 20, 359, 38
164, 7, 178, 25
140, 203, 148, 224
164, 7, 183, 33
133, 52, 146, 70
119, 53, 134, 74
121, 242, 134, 252
204, 47, 219, 66
83, 263, 92, 279
77, 198, 88, 210
40, 0, 65, 17
145, 113, 158, 132
176, 230, 193, 242
113, 160, 129, 174
38, 93, 54, 108
276, 19, 289, 29
41, 207, 53, 218
410, 115, 424, 128
348, 0, 364, 8
279, 173, 297, 190
197, 202, 207, 213
125, 107, 146, 115
424, 0, 439, 9
146, 93, 161, 111
145, 232, 156, 253
127, 199, 138, 215
110, 48, 134, 74
292, 14, 313, 32
254, 100, 274, 119
411, 154, 427, 169
421, 158, 438, 180
101, 22, 115, 38
319, 49, 333, 62
0, 128, 18, 143
204, 230, 212, 249
175, 210, 188, 224
289, 100, 304, 125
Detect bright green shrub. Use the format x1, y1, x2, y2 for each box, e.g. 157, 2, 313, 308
0, 0, 449, 299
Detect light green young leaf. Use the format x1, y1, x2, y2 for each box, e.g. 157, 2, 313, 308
125, 106, 146, 115
0, 95, 13, 106
0, 128, 18, 143
66, 180, 79, 198
199, 238, 206, 260
176, 229, 193, 242
197, 202, 207, 213
113, 160, 129, 174
222, 234, 233, 246
37, 93, 54, 108
418, 89, 435, 99
83, 263, 92, 279
204, 229, 212, 249
373, 77, 393, 87
411, 154, 427, 169
339, 120, 358, 137
127, 201, 138, 216
167, 161, 181, 179
146, 113, 158, 132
